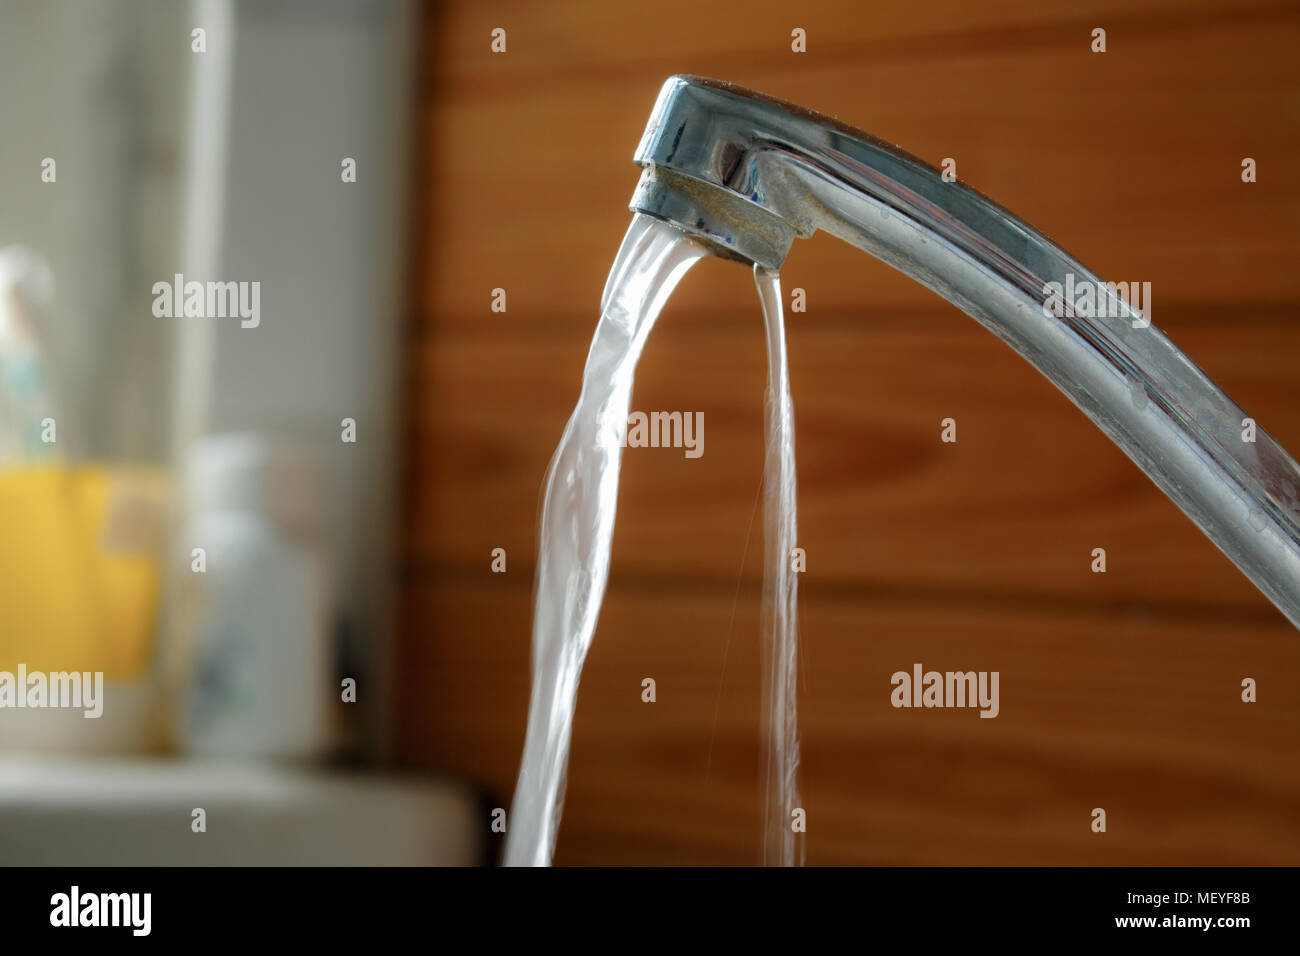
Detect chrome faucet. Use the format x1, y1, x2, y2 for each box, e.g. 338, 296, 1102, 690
630, 75, 1300, 627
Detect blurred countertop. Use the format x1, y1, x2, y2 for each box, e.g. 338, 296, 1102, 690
0, 756, 484, 866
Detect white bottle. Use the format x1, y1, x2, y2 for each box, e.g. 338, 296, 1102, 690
0, 247, 60, 464
180, 433, 332, 759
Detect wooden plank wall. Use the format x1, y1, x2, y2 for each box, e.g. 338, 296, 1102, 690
399, 0, 1300, 864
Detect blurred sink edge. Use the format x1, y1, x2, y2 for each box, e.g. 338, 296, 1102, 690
0, 756, 485, 866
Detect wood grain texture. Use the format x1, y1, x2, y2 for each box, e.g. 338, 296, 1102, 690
401, 576, 1300, 865
399, 0, 1300, 864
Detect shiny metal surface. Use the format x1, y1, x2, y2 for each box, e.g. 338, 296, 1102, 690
630, 75, 1300, 627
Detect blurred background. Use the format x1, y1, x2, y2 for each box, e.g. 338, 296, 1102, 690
2, 0, 1299, 866
0, 0, 486, 865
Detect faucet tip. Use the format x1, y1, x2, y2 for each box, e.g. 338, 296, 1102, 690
629, 166, 793, 270
629, 77, 799, 270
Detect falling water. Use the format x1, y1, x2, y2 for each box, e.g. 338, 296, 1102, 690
504, 215, 707, 866
754, 265, 804, 867
505, 216, 803, 867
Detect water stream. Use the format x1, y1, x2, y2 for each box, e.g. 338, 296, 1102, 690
504, 215, 802, 866
754, 264, 804, 867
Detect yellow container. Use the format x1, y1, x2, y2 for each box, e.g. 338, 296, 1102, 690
0, 464, 166, 679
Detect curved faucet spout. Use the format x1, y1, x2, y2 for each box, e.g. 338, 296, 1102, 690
630, 74, 1300, 627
